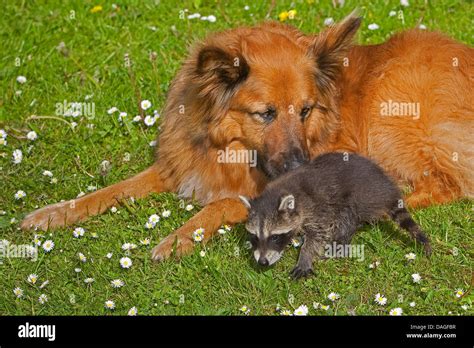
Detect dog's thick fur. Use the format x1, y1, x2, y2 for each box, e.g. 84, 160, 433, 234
21, 14, 474, 261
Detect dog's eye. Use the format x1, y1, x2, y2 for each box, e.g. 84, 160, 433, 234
300, 107, 312, 120
255, 108, 276, 122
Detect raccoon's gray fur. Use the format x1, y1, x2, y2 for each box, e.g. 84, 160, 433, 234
240, 152, 431, 279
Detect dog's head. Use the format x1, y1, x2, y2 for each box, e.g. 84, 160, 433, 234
191, 13, 361, 178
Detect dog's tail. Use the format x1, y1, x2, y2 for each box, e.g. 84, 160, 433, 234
20, 165, 165, 231
389, 204, 432, 255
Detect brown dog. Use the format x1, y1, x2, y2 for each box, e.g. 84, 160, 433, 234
21, 13, 474, 261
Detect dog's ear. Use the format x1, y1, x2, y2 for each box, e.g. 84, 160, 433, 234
309, 12, 362, 97
195, 46, 249, 101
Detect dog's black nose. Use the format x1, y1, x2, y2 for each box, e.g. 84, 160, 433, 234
282, 148, 309, 171
258, 257, 269, 266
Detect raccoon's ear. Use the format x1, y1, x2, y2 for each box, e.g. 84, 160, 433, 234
239, 195, 252, 210
278, 194, 295, 212
196, 46, 250, 94
308, 11, 362, 97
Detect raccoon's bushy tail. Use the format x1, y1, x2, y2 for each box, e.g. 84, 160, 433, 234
390, 205, 432, 255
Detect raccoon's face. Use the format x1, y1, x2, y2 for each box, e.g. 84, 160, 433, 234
240, 194, 303, 266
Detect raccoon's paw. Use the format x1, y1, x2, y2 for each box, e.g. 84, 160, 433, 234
290, 265, 314, 280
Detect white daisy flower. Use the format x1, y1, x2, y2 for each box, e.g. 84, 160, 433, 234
244, 5, 250, 10
71, 121, 78, 129
78, 252, 87, 262
291, 238, 301, 248
320, 304, 330, 311
162, 210, 171, 218
140, 100, 152, 110
111, 279, 125, 288
87, 185, 97, 192
105, 300, 115, 310
73, 227, 85, 238
409, 302, 416, 307
148, 214, 160, 224
140, 238, 150, 246
206, 15, 217, 23
74, 268, 82, 273
133, 115, 142, 122
14, 190, 26, 200
144, 115, 156, 126
39, 280, 49, 289
0, 137, 6, 146
411, 273, 422, 283
461, 304, 468, 311
110, 206, 118, 213
106, 252, 113, 259
217, 228, 226, 234
13, 287, 24, 298
38, 294, 48, 304
418, 24, 427, 30
374, 293, 387, 306
389, 10, 397, 17
13, 149, 23, 164
199, 250, 206, 257
84, 277, 95, 284
144, 221, 154, 229
42, 170, 53, 177
149, 140, 157, 147
239, 305, 250, 315
369, 260, 381, 269
27, 274, 38, 284
280, 309, 292, 316
455, 289, 464, 298
16, 75, 27, 84
128, 306, 138, 316
120, 257, 132, 269
294, 304, 309, 316
107, 107, 118, 114
400, 0, 409, 7
328, 292, 340, 301
405, 252, 416, 261
192, 228, 205, 243
10, 217, 17, 224
122, 243, 137, 251
185, 204, 194, 211
368, 23, 380, 30
42, 240, 54, 252
324, 17, 334, 26
389, 307, 403, 316
26, 131, 37, 141
0, 129, 6, 138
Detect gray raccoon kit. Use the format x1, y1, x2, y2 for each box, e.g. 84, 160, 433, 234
240, 152, 431, 279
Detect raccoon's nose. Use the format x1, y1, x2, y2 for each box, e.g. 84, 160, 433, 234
258, 257, 269, 267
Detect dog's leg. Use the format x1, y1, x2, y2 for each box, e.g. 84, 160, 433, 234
151, 198, 248, 261
20, 165, 165, 231
405, 171, 462, 208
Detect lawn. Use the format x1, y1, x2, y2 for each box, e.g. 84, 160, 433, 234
0, 0, 472, 316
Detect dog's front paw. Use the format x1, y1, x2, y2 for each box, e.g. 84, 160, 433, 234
151, 234, 195, 262
290, 265, 314, 280
20, 202, 72, 231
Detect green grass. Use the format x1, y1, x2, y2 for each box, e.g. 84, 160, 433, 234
0, 0, 472, 316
